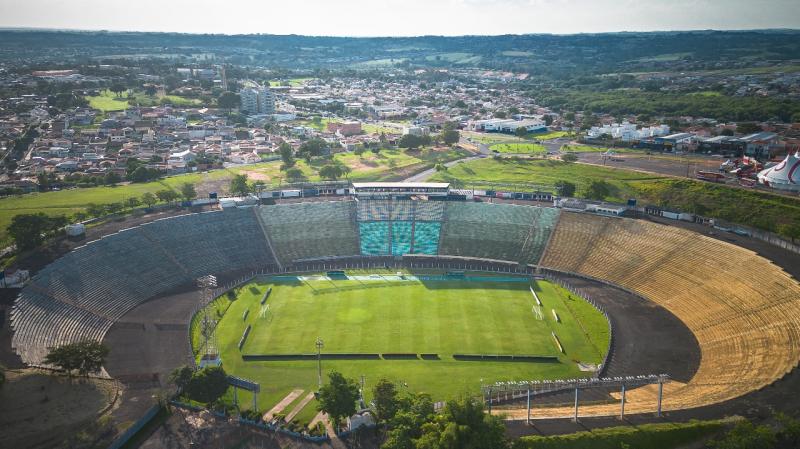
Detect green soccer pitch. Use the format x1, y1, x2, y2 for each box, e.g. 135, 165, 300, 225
191, 271, 610, 422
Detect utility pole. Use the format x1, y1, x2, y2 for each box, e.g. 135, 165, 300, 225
316, 337, 324, 389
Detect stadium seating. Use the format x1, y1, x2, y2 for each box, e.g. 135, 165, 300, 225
359, 222, 391, 255
538, 212, 800, 414
391, 221, 413, 256
257, 201, 360, 264
412, 222, 441, 255
439, 203, 560, 265
11, 208, 276, 366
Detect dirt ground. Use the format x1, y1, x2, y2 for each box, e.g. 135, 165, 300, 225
0, 369, 119, 449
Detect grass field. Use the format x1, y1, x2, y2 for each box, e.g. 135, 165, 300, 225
430, 158, 800, 236
489, 143, 547, 154
86, 90, 129, 112
195, 273, 609, 423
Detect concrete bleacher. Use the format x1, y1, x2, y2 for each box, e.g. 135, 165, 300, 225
439, 203, 559, 265
11, 208, 276, 367
257, 201, 360, 264
540, 212, 800, 413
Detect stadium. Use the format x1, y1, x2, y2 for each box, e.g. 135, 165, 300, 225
7, 181, 800, 443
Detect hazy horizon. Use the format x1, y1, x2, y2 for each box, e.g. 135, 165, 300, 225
0, 0, 799, 37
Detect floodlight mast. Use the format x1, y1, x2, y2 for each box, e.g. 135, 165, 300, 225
316, 337, 324, 389
196, 275, 219, 367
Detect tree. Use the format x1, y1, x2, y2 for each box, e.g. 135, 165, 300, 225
440, 123, 460, 146
434, 163, 448, 172
399, 134, 430, 150
86, 203, 106, 218
141, 192, 157, 209
317, 371, 360, 428
180, 183, 197, 202
124, 197, 140, 209
554, 180, 576, 197
7, 213, 67, 250
44, 340, 109, 377
298, 138, 328, 159
710, 420, 776, 449
105, 202, 123, 215
103, 171, 121, 186
778, 223, 800, 243
230, 174, 250, 196
585, 180, 612, 200
561, 153, 578, 163
185, 366, 229, 405
128, 166, 150, 183
156, 189, 179, 204
217, 91, 240, 115
414, 397, 506, 449
319, 164, 345, 180
279, 142, 295, 168
285, 167, 306, 182
110, 83, 126, 98
372, 379, 400, 424
720, 128, 735, 136
514, 126, 528, 140
544, 115, 554, 126
252, 180, 266, 197
169, 365, 194, 392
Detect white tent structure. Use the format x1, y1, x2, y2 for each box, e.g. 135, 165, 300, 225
757, 150, 800, 192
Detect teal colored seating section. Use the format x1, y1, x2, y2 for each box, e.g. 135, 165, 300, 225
440, 203, 560, 264
360, 222, 390, 255
391, 221, 413, 256
413, 222, 441, 255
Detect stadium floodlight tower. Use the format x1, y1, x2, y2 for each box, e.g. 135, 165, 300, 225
197, 275, 221, 368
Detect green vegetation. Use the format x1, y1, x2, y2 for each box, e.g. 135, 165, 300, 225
489, 143, 546, 154
513, 420, 725, 449
198, 274, 608, 414
431, 158, 800, 238
86, 90, 128, 112
43, 340, 109, 378
537, 88, 800, 122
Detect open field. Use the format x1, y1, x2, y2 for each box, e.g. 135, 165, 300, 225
195, 275, 609, 422
430, 158, 800, 237
86, 90, 129, 112
489, 142, 547, 154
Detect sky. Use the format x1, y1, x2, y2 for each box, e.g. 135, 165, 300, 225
0, 0, 799, 36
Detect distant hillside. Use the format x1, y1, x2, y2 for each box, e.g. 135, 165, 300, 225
1, 29, 799, 74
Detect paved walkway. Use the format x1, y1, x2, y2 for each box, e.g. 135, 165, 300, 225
284, 391, 315, 423
263, 389, 304, 421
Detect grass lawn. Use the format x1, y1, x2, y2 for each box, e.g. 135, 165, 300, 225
489, 143, 547, 154
532, 131, 570, 140
430, 158, 800, 236
86, 90, 128, 112
561, 144, 614, 153
198, 274, 608, 422
0, 170, 231, 248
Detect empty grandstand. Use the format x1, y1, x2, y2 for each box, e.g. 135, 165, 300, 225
256, 201, 360, 264
439, 202, 559, 265
536, 212, 800, 415
11, 208, 276, 366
